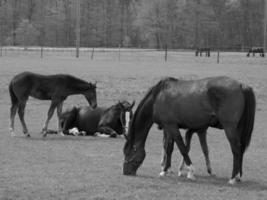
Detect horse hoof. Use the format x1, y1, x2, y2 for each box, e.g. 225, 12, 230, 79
10, 131, 16, 137
41, 132, 47, 138
159, 171, 167, 177
187, 172, 196, 180
25, 133, 31, 137
59, 132, 65, 136
228, 178, 237, 185
178, 171, 183, 177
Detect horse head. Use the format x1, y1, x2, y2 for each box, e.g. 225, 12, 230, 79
98, 100, 135, 137
84, 82, 97, 109
123, 141, 146, 176
118, 100, 135, 138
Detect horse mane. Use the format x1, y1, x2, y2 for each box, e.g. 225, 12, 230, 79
65, 75, 95, 91
126, 77, 177, 144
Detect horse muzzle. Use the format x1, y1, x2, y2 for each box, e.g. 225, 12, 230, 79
123, 162, 137, 176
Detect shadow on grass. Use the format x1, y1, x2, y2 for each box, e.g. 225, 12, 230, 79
12, 134, 119, 142
137, 173, 267, 192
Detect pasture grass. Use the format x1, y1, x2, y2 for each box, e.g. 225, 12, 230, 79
0, 52, 267, 199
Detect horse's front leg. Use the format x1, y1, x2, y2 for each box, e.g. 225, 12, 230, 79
159, 131, 174, 177
56, 102, 64, 136
97, 126, 118, 137
42, 100, 58, 137
164, 125, 195, 180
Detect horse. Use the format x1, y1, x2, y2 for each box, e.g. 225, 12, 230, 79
123, 76, 255, 185
247, 47, 265, 57
195, 48, 210, 57
58, 100, 135, 137
160, 128, 212, 177
9, 71, 97, 137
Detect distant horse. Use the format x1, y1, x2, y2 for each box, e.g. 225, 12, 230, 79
195, 48, 210, 57
9, 71, 97, 137
247, 47, 264, 57
123, 76, 255, 184
161, 128, 212, 177
59, 100, 135, 137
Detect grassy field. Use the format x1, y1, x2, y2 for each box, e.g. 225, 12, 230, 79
0, 52, 267, 199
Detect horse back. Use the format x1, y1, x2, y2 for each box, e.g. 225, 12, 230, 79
76, 107, 105, 134
10, 72, 85, 100
153, 76, 244, 129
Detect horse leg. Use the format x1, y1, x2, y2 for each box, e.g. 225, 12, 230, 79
42, 101, 58, 137
9, 102, 18, 136
164, 125, 195, 180
18, 101, 30, 137
225, 127, 241, 184
197, 129, 213, 175
178, 129, 194, 176
56, 102, 64, 136
159, 130, 174, 177
97, 126, 118, 137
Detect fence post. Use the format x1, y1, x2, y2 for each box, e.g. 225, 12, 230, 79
0, 22, 2, 57
40, 46, 43, 58
91, 47, 94, 60
217, 51, 220, 63
118, 45, 121, 61
165, 44, 168, 62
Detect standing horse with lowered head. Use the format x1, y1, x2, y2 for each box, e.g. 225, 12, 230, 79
59, 100, 135, 137
9, 71, 97, 137
123, 76, 255, 184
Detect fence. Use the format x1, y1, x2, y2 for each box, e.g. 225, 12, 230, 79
0, 46, 265, 63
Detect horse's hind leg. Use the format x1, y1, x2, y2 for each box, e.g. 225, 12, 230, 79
10, 103, 18, 136
178, 129, 194, 176
197, 129, 212, 175
159, 131, 174, 177
18, 101, 30, 137
225, 127, 242, 184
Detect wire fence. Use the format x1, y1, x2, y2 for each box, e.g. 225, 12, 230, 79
0, 46, 266, 63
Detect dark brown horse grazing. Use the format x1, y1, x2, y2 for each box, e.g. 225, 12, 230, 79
123, 76, 255, 184
59, 100, 135, 137
9, 71, 97, 137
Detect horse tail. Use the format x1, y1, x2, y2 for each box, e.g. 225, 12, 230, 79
9, 81, 18, 105
239, 85, 256, 176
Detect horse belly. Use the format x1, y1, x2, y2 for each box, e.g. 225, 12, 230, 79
154, 93, 215, 129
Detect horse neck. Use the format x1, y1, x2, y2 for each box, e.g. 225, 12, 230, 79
68, 79, 89, 95
128, 94, 154, 149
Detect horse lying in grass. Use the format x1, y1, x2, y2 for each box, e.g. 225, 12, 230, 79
9, 71, 97, 137
123, 76, 255, 185
57, 101, 135, 138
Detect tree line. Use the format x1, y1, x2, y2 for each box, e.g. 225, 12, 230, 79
0, 0, 265, 50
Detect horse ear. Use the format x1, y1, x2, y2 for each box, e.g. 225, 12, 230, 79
130, 100, 135, 109
118, 101, 124, 109
90, 81, 97, 89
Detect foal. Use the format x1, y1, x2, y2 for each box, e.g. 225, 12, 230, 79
9, 71, 97, 137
